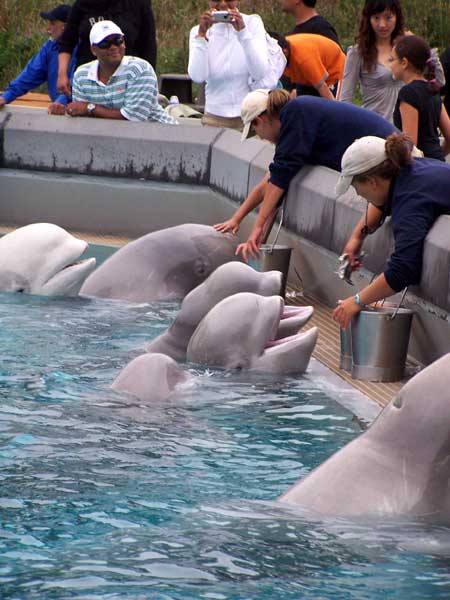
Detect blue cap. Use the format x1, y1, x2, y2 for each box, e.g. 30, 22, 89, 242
39, 4, 71, 22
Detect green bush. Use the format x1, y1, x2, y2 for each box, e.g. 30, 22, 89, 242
1, 0, 449, 89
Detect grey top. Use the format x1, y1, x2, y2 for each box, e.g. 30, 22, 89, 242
339, 45, 403, 122
340, 44, 446, 123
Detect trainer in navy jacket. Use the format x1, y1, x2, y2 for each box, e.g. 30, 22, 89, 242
269, 96, 397, 191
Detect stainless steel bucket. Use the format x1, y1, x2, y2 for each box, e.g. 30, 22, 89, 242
259, 244, 292, 298
339, 326, 352, 371
350, 305, 413, 382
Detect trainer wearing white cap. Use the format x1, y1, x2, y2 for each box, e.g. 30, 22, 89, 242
214, 89, 396, 262
66, 20, 175, 123
332, 132, 450, 329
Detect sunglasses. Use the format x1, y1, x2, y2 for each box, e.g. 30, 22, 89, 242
96, 35, 125, 49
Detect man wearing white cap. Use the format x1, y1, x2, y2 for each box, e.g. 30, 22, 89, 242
214, 89, 396, 261
66, 20, 176, 123
332, 132, 450, 329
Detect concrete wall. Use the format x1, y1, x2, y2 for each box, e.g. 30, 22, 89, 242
0, 106, 449, 364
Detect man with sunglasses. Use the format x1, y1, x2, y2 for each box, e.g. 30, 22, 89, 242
66, 20, 176, 123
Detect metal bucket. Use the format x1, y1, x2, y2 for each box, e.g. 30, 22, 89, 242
259, 244, 292, 298
350, 304, 413, 382
339, 326, 352, 371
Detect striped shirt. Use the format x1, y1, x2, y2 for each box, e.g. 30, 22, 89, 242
72, 56, 177, 124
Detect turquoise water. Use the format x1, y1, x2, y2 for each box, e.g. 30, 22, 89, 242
1, 247, 450, 599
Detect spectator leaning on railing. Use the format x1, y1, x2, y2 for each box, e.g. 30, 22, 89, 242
66, 20, 176, 124
0, 4, 76, 115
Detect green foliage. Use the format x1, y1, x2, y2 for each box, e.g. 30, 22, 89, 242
1, 0, 450, 89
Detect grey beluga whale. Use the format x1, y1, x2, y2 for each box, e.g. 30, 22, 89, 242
0, 223, 96, 296
81, 224, 239, 302
147, 262, 314, 361
279, 353, 450, 519
111, 353, 194, 403
186, 292, 318, 374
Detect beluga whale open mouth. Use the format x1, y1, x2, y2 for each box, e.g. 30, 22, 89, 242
186, 292, 318, 375
0, 223, 97, 296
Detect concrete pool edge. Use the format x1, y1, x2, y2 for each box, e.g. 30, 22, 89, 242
0, 106, 449, 371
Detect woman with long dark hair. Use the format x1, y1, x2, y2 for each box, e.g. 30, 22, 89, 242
339, 0, 405, 121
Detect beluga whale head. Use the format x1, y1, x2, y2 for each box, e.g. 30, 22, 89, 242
186, 292, 318, 374
0, 223, 96, 296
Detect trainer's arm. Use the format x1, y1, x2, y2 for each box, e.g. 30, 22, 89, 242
236, 181, 285, 262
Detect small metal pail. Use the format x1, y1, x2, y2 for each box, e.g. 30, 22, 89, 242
259, 244, 292, 298
350, 304, 413, 382
339, 326, 352, 371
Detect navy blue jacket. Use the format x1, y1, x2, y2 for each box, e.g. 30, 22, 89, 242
269, 97, 396, 190
1, 39, 76, 105
384, 158, 450, 292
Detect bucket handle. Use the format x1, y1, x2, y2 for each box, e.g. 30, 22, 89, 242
389, 287, 408, 320
264, 202, 285, 254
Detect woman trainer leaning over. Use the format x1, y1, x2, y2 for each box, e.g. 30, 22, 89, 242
332, 133, 450, 329
214, 88, 396, 261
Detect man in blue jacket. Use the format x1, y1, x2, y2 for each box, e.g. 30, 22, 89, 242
0, 4, 75, 115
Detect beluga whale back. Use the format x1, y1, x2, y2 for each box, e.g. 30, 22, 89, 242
81, 224, 240, 302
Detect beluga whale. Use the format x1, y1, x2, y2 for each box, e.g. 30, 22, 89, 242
186, 292, 318, 374
0, 223, 96, 296
279, 353, 450, 520
81, 224, 240, 302
147, 261, 314, 361
112, 353, 193, 403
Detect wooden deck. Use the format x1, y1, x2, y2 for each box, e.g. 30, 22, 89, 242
8, 92, 51, 109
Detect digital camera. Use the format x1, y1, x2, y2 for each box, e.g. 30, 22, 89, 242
212, 11, 232, 22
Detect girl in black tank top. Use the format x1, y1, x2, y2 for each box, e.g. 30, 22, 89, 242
390, 34, 450, 160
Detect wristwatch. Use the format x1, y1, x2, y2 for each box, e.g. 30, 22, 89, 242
86, 103, 96, 116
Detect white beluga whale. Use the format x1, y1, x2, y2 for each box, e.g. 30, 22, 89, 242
147, 262, 314, 361
81, 224, 240, 302
279, 353, 450, 519
186, 292, 318, 374
0, 223, 96, 296
111, 353, 193, 403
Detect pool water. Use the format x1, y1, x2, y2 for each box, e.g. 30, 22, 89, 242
1, 251, 450, 599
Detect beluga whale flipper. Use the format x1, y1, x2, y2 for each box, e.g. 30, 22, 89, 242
279, 352, 450, 519
80, 224, 240, 302
147, 262, 314, 361
0, 223, 96, 296
186, 292, 318, 374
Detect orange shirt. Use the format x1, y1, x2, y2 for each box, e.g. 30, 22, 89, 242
285, 33, 345, 89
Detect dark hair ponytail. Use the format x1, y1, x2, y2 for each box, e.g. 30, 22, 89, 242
353, 133, 413, 182
394, 35, 440, 94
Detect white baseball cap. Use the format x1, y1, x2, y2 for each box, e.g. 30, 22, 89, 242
241, 89, 270, 141
335, 136, 387, 196
90, 20, 124, 45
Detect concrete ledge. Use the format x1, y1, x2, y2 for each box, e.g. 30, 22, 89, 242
209, 129, 269, 201
1, 108, 222, 184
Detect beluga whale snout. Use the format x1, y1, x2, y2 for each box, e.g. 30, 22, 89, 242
0, 223, 96, 296
186, 292, 318, 374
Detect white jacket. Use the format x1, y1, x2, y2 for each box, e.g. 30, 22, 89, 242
188, 14, 269, 118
